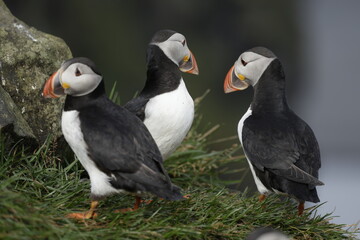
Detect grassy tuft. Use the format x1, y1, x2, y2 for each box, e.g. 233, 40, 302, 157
0, 93, 357, 239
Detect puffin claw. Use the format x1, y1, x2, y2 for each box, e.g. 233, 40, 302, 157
183, 194, 191, 199
66, 211, 98, 219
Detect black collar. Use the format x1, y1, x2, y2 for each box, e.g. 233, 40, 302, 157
139, 45, 182, 98
64, 81, 106, 111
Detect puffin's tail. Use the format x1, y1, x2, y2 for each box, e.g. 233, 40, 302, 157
113, 166, 185, 201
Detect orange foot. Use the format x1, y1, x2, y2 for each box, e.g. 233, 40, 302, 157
66, 211, 98, 219
114, 196, 141, 213
258, 194, 266, 202
183, 194, 191, 199
66, 201, 99, 219
140, 199, 153, 205
114, 208, 137, 213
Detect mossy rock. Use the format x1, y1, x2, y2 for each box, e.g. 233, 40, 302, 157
0, 0, 72, 144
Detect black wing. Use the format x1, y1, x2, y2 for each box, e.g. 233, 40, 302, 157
123, 96, 149, 121
242, 112, 323, 186
79, 98, 182, 200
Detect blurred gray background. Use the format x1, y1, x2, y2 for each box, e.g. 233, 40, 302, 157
5, 0, 359, 234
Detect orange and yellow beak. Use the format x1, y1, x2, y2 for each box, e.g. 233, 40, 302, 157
224, 65, 249, 93
42, 71, 64, 98
179, 51, 199, 75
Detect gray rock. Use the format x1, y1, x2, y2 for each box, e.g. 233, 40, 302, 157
0, 0, 72, 143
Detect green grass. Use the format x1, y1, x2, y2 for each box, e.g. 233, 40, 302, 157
0, 94, 358, 239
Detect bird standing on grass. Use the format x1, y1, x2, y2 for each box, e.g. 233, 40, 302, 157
124, 29, 199, 160
224, 47, 323, 215
43, 57, 183, 219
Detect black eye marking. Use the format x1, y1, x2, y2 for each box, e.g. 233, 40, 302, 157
75, 68, 82, 77
182, 39, 186, 46
241, 58, 248, 66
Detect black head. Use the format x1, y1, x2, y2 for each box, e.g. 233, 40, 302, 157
61, 57, 102, 76
247, 47, 277, 59
150, 29, 177, 43
148, 29, 199, 75
224, 46, 278, 93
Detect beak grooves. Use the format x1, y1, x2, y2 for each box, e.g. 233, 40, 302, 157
224, 65, 249, 93
224, 66, 236, 93
42, 71, 64, 98
180, 51, 199, 75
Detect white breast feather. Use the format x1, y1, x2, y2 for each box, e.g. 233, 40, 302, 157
61, 110, 121, 197
144, 79, 194, 159
238, 107, 270, 194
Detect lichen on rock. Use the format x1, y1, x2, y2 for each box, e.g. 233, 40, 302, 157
0, 0, 72, 143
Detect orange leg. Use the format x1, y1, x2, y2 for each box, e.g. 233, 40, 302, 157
67, 200, 99, 219
134, 196, 141, 210
259, 194, 266, 202
114, 196, 142, 213
298, 202, 305, 216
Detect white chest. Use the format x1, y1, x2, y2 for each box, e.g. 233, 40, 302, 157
144, 80, 194, 159
237, 107, 269, 194
61, 110, 119, 197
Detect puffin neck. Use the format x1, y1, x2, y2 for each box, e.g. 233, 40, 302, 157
64, 80, 106, 111
251, 59, 289, 114
140, 45, 182, 97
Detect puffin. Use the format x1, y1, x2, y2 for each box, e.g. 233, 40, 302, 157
224, 47, 324, 215
124, 29, 199, 160
246, 227, 289, 240
42, 57, 183, 219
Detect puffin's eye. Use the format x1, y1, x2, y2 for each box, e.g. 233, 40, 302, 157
181, 40, 186, 46
241, 58, 248, 66
75, 68, 82, 77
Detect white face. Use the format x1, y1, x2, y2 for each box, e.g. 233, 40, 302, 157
60, 63, 102, 96
234, 51, 275, 86
257, 232, 289, 240
151, 33, 191, 66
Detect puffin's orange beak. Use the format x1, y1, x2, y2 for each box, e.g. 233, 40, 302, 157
224, 65, 249, 93
179, 51, 199, 75
42, 71, 64, 98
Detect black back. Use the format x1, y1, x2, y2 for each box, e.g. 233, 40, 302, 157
242, 59, 322, 202
64, 82, 183, 200
124, 44, 182, 120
